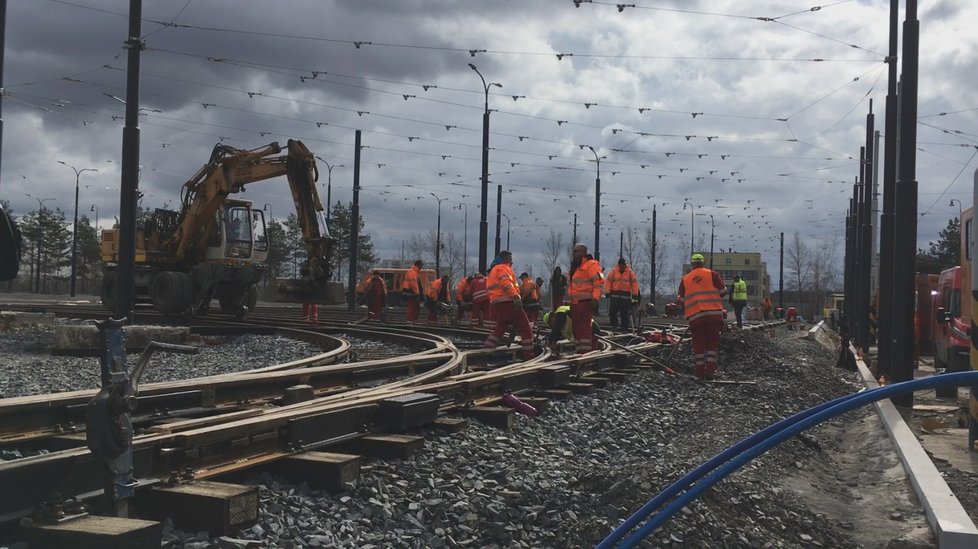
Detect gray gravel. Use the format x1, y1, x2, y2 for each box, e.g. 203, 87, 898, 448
161, 329, 944, 548
0, 325, 324, 398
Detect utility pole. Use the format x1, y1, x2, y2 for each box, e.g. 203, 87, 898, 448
494, 184, 502, 256
651, 205, 657, 308
431, 193, 445, 275
458, 203, 468, 276
877, 0, 900, 381
584, 145, 604, 260
116, 0, 145, 323
469, 64, 501, 274
779, 232, 784, 310
0, 0, 6, 195
315, 157, 344, 228
347, 131, 361, 312
572, 213, 578, 245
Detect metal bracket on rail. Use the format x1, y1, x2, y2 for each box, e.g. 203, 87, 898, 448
85, 318, 199, 517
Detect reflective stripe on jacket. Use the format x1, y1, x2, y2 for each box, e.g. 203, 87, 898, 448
520, 278, 539, 302
732, 279, 748, 301
679, 267, 725, 321
427, 278, 444, 301
470, 275, 488, 303
402, 266, 421, 295
568, 259, 603, 303
605, 266, 639, 299
456, 279, 469, 302
487, 264, 519, 303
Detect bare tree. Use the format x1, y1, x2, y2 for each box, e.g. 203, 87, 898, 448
807, 236, 840, 319
786, 231, 811, 312
542, 230, 564, 276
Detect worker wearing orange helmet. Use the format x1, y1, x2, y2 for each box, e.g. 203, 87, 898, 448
677, 253, 727, 380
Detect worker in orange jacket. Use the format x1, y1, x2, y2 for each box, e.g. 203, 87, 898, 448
456, 275, 471, 324
483, 251, 535, 359
468, 273, 489, 328
519, 272, 541, 322
364, 270, 388, 321
426, 274, 450, 323
401, 260, 424, 323
568, 243, 603, 353
605, 257, 640, 332
677, 253, 727, 380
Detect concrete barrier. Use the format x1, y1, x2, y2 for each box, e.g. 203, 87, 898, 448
0, 311, 56, 331
53, 324, 190, 353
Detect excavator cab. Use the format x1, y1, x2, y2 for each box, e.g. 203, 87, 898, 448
202, 201, 267, 265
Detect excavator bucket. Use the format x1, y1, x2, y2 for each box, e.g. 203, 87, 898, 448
266, 278, 345, 305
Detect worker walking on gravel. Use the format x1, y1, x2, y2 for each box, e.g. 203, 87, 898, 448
483, 251, 535, 359
605, 257, 639, 332
469, 273, 489, 328
730, 274, 748, 330
401, 260, 424, 324
568, 243, 603, 353
678, 253, 727, 380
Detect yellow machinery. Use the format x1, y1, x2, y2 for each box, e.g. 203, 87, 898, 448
100, 140, 334, 317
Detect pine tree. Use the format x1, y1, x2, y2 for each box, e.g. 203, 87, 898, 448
329, 201, 377, 282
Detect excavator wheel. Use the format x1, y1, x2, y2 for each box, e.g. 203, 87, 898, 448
100, 272, 118, 312
151, 271, 193, 315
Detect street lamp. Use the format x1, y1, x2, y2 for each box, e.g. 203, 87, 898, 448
58, 161, 98, 297
500, 213, 512, 250
26, 194, 54, 294
468, 63, 502, 274
431, 193, 446, 275
697, 212, 716, 269
683, 202, 694, 258
457, 203, 468, 275
582, 145, 606, 260
314, 156, 344, 226
263, 203, 274, 222
90, 204, 100, 242
950, 199, 963, 220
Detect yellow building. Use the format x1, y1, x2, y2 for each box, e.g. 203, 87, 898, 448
685, 252, 770, 305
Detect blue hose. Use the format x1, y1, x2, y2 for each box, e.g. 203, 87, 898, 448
601, 370, 978, 549
595, 386, 858, 549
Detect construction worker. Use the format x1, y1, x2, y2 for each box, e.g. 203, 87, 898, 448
678, 253, 727, 380
401, 260, 424, 324
519, 272, 541, 322
483, 251, 535, 359
469, 273, 489, 328
730, 274, 748, 329
568, 243, 603, 353
544, 304, 602, 353
456, 275, 472, 325
605, 258, 640, 332
426, 274, 451, 323
364, 270, 387, 321
550, 267, 567, 311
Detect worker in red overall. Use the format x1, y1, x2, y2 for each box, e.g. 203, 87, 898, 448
469, 273, 489, 328
677, 253, 727, 380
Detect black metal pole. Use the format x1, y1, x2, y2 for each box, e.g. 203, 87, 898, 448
572, 213, 578, 245
878, 0, 899, 380
347, 130, 361, 311
71, 173, 79, 297
479, 112, 489, 272
594, 157, 601, 261
619, 231, 623, 258
0, 0, 6, 195
494, 184, 502, 256
435, 200, 442, 275
651, 206, 657, 307
709, 216, 715, 270
858, 105, 875, 351
891, 0, 919, 406
115, 0, 144, 323
853, 152, 866, 347
778, 231, 784, 310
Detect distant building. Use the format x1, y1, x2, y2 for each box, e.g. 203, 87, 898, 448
685, 251, 770, 304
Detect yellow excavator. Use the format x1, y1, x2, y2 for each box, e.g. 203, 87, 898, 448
100, 140, 334, 317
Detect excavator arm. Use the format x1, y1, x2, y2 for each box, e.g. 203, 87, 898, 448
165, 140, 333, 282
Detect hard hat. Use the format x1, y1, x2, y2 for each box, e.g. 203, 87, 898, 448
691, 253, 705, 263
543, 312, 552, 324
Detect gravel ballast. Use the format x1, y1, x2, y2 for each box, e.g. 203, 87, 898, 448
163, 329, 951, 548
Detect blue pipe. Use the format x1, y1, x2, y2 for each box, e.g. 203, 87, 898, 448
603, 371, 978, 549
596, 385, 858, 549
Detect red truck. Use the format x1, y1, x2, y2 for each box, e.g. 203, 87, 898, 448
932, 266, 970, 383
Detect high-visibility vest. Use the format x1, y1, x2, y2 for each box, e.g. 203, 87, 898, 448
487, 264, 519, 303
680, 267, 724, 321
732, 279, 748, 301
568, 259, 603, 303
427, 278, 444, 301
520, 278, 539, 301
402, 266, 421, 296
605, 266, 639, 299
470, 275, 488, 303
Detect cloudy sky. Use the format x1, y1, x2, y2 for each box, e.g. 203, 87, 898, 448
2, 0, 976, 285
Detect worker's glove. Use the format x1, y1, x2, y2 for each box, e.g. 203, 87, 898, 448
513, 298, 523, 312
631, 297, 639, 305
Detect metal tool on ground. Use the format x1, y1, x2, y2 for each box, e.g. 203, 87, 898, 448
665, 326, 690, 367
595, 333, 679, 377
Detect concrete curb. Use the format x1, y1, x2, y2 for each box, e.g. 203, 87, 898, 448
849, 344, 978, 548
806, 320, 823, 341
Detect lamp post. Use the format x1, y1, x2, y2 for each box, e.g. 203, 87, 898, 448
950, 198, 963, 220
468, 63, 501, 274
315, 156, 344, 227
26, 194, 54, 294
582, 145, 605, 260
263, 203, 273, 222
708, 214, 715, 269
431, 193, 446, 275
90, 204, 99, 242
500, 213, 511, 250
58, 161, 98, 297
683, 202, 694, 257
457, 203, 468, 275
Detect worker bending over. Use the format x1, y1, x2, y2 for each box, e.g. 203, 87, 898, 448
401, 260, 424, 324
426, 274, 451, 323
544, 305, 601, 354
678, 253, 727, 380
468, 273, 489, 328
364, 270, 387, 321
605, 257, 639, 332
519, 273, 541, 322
